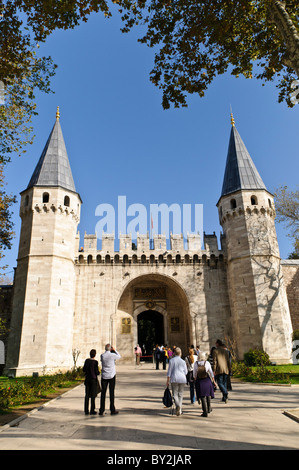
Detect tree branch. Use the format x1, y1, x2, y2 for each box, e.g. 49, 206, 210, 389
267, 0, 299, 77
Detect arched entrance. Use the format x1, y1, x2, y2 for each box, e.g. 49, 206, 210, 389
137, 310, 164, 357
115, 273, 192, 362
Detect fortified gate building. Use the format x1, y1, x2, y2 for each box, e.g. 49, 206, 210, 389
4, 110, 298, 376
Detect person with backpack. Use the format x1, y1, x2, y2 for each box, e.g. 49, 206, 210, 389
193, 351, 217, 417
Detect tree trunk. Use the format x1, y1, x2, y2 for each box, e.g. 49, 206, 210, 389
268, 0, 299, 77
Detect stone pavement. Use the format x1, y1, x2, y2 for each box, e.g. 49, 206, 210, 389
0, 364, 298, 451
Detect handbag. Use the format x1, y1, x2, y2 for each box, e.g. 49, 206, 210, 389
186, 370, 193, 383
162, 386, 173, 408
96, 375, 102, 395
186, 357, 194, 383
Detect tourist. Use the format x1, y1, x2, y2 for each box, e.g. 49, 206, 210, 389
185, 348, 198, 404
154, 344, 161, 369
167, 347, 173, 361
208, 346, 216, 369
194, 351, 217, 417
212, 339, 231, 403
99, 344, 121, 415
160, 346, 167, 370
134, 344, 142, 366
83, 349, 100, 415
166, 347, 187, 416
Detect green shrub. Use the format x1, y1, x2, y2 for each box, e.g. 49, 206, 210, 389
243, 349, 271, 367
0, 369, 84, 411
292, 329, 299, 341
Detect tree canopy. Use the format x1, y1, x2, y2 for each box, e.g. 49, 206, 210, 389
275, 185, 299, 258
116, 0, 299, 108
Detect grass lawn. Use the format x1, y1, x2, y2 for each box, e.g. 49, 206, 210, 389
266, 364, 299, 384
232, 363, 299, 385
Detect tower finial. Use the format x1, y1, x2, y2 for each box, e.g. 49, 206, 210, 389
56, 106, 60, 121
230, 105, 235, 127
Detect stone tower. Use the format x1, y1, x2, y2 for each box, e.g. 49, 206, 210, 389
217, 115, 293, 363
5, 108, 82, 376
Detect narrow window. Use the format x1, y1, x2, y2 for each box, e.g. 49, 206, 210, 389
230, 199, 236, 209
42, 192, 49, 203
251, 195, 257, 205
64, 195, 70, 207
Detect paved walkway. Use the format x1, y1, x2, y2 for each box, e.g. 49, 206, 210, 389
0, 364, 298, 451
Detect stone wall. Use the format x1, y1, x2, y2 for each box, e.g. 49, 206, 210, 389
281, 260, 299, 331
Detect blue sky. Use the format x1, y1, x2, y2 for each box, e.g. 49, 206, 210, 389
3, 10, 299, 278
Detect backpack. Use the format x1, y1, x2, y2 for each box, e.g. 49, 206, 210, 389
162, 387, 173, 407
196, 361, 208, 379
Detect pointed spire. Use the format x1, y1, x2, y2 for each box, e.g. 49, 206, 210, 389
220, 124, 267, 198
27, 110, 76, 193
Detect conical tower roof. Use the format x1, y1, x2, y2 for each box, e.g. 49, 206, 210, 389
221, 116, 266, 197
27, 108, 76, 193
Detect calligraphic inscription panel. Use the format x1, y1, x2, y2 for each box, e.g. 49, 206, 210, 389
134, 287, 166, 299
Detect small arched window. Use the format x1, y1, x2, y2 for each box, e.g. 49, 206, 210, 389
268, 199, 272, 208
64, 195, 70, 207
42, 192, 49, 203
251, 195, 258, 205
24, 195, 29, 206
230, 199, 237, 209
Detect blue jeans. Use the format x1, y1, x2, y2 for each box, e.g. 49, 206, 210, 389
189, 381, 196, 403
216, 373, 228, 400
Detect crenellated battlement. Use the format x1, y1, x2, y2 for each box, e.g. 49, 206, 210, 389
75, 231, 225, 265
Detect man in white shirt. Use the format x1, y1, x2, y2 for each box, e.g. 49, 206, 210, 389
99, 344, 121, 415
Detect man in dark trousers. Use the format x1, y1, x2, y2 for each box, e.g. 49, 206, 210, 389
83, 349, 100, 415
99, 344, 121, 415
212, 339, 231, 403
